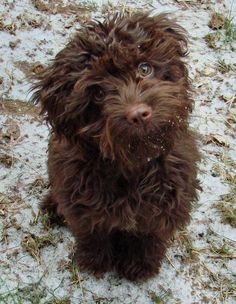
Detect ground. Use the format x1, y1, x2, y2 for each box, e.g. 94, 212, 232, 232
0, 0, 236, 303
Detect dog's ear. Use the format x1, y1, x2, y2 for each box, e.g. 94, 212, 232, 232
164, 20, 188, 57
153, 13, 188, 56
30, 37, 91, 137
150, 14, 189, 82
137, 13, 188, 59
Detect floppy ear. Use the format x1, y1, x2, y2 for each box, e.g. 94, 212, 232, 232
164, 22, 188, 57
135, 13, 188, 60
30, 35, 92, 138
153, 13, 188, 57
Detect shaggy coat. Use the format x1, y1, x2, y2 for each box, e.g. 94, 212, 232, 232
31, 12, 200, 281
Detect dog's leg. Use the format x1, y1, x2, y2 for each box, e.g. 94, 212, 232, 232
113, 232, 166, 281
40, 193, 65, 225
75, 232, 113, 278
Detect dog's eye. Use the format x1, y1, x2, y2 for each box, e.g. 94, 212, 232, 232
93, 87, 105, 102
138, 63, 153, 78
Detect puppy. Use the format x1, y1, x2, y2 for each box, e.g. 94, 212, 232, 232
31, 12, 200, 281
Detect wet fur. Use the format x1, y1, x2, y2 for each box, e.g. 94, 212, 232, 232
31, 12, 200, 281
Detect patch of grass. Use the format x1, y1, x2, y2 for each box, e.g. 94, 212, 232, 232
0, 193, 13, 218
56, 2, 98, 15
205, 10, 236, 49
30, 208, 65, 231
201, 266, 236, 303
15, 60, 45, 78
31, 0, 98, 19
40, 211, 53, 230
149, 288, 173, 304
21, 232, 55, 261
45, 298, 71, 304
0, 98, 40, 116
0, 277, 46, 304
29, 177, 49, 190
16, 14, 43, 30
28, 177, 49, 200
0, 221, 10, 243
210, 241, 234, 256
211, 163, 221, 177
174, 230, 200, 262
220, 155, 236, 169
215, 154, 236, 227
217, 59, 232, 74
204, 32, 220, 49
149, 292, 164, 304
205, 134, 229, 148
31, 0, 48, 12
224, 16, 236, 44
101, 2, 135, 16
0, 18, 17, 34
0, 153, 15, 168
215, 155, 236, 183
217, 192, 236, 228
66, 253, 81, 284
0, 118, 21, 142
92, 297, 116, 304
219, 277, 236, 303
0, 281, 71, 304
209, 13, 225, 30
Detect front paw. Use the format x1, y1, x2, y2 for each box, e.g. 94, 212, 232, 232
76, 245, 113, 278
40, 194, 65, 226
116, 259, 160, 281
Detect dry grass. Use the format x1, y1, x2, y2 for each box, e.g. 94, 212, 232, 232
0, 18, 17, 35
31, 0, 48, 12
205, 10, 236, 50
21, 232, 56, 262
214, 154, 236, 228
174, 230, 201, 262
204, 32, 220, 49
224, 16, 236, 44
217, 190, 236, 228
65, 252, 82, 285
208, 13, 225, 30
31, 0, 98, 18
0, 99, 40, 117
0, 276, 71, 304
217, 59, 232, 74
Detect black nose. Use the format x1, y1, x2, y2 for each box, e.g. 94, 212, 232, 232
126, 104, 152, 125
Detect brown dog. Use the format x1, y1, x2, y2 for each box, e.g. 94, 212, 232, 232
31, 12, 200, 281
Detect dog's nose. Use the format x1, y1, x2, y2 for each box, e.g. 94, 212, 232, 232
126, 104, 152, 125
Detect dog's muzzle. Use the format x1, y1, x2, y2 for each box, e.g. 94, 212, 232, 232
126, 103, 152, 125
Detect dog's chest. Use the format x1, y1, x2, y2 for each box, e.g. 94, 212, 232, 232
100, 162, 161, 232
108, 177, 152, 232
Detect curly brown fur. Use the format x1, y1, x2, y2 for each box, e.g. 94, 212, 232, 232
31, 12, 200, 281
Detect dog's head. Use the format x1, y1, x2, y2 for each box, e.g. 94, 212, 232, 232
31, 12, 192, 169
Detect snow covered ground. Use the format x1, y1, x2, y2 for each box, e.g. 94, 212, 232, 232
0, 0, 235, 303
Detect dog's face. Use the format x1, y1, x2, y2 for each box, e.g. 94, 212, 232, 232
32, 13, 192, 169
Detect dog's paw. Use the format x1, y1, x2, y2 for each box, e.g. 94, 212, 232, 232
76, 247, 113, 278
40, 194, 65, 226
116, 259, 160, 281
